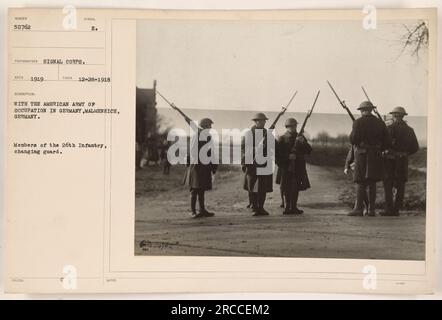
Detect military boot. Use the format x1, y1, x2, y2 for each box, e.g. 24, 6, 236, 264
246, 192, 253, 209
366, 182, 377, 217
253, 193, 269, 216
282, 194, 293, 215
380, 180, 394, 216
290, 191, 303, 214
347, 209, 363, 216
192, 211, 205, 219
393, 183, 405, 217
349, 184, 365, 216
379, 204, 394, 216
190, 192, 197, 216
254, 208, 270, 216
200, 209, 215, 217
280, 192, 285, 208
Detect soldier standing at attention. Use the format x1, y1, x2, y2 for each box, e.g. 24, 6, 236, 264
381, 107, 419, 216
276, 118, 312, 214
241, 113, 274, 216
156, 91, 218, 218
349, 101, 391, 216
182, 117, 218, 218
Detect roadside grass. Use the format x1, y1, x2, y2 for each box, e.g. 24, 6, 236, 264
307, 144, 427, 212
135, 163, 240, 197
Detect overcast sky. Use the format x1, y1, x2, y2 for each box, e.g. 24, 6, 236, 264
137, 19, 428, 116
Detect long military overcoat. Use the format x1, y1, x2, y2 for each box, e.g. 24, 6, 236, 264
349, 114, 391, 183
182, 129, 218, 191
275, 131, 312, 192
241, 126, 273, 193
383, 119, 419, 183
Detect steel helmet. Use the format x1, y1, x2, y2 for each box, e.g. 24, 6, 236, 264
252, 112, 269, 121
389, 106, 408, 115
199, 118, 214, 127
284, 118, 298, 127
357, 100, 375, 110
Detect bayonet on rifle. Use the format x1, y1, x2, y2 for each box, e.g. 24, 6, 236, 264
252, 90, 298, 152
361, 85, 383, 121
361, 85, 371, 102
288, 90, 320, 172
299, 90, 320, 135
327, 80, 355, 122
269, 90, 298, 129
156, 90, 192, 124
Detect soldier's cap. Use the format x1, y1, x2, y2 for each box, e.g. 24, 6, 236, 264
252, 112, 269, 121
389, 106, 408, 115
357, 100, 375, 110
285, 118, 298, 127
199, 118, 214, 127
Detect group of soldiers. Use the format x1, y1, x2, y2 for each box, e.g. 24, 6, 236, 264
241, 112, 313, 216
159, 91, 419, 219
345, 101, 419, 216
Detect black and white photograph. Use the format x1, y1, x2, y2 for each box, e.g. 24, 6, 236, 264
134, 17, 428, 260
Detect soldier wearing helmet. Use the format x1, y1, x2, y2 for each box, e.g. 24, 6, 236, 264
241, 112, 274, 216
158, 94, 218, 218
275, 117, 312, 214
172, 111, 218, 218
349, 101, 391, 216
199, 117, 213, 128
183, 116, 218, 218
381, 106, 419, 216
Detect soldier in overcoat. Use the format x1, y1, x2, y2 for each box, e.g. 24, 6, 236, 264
349, 101, 391, 216
241, 113, 273, 216
381, 107, 419, 216
181, 117, 218, 218
275, 118, 312, 214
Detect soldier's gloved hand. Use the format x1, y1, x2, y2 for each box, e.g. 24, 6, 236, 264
296, 135, 306, 143
344, 168, 349, 175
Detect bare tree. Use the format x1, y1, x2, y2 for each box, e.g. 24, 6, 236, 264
399, 21, 429, 59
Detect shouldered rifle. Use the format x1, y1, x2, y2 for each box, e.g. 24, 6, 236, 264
254, 90, 298, 154
288, 90, 320, 172
269, 90, 298, 130
156, 90, 193, 125
327, 80, 355, 122
299, 90, 320, 135
361, 85, 383, 121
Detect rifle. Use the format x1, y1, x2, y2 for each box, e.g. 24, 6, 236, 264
251, 90, 298, 154
361, 85, 383, 121
327, 80, 355, 121
299, 90, 320, 135
156, 90, 192, 124
269, 90, 298, 129
288, 90, 320, 172
244, 90, 298, 170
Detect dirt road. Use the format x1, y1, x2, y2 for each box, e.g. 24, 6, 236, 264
135, 164, 425, 260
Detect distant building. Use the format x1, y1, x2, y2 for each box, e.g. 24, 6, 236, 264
136, 80, 158, 167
